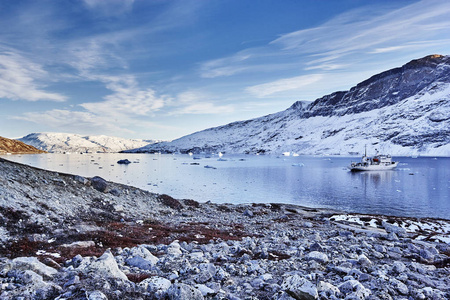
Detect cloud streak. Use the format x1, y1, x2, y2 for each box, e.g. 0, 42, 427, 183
246, 74, 323, 98
80, 75, 167, 118
17, 109, 132, 135
0, 50, 66, 102
201, 0, 450, 81
169, 90, 235, 115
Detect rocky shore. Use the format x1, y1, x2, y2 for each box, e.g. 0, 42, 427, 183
0, 157, 449, 299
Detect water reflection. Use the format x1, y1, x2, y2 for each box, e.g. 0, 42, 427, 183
352, 171, 394, 187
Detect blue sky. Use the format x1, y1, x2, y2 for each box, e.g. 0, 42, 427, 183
1, 0, 450, 140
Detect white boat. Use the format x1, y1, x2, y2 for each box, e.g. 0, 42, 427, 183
349, 148, 398, 172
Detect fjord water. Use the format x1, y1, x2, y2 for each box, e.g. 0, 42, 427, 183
4, 154, 449, 219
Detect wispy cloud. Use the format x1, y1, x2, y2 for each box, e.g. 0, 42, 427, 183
17, 109, 132, 135
246, 74, 323, 97
169, 90, 234, 115
200, 0, 450, 80
273, 0, 450, 63
80, 75, 168, 118
0, 50, 66, 102
82, 0, 135, 16
200, 51, 253, 78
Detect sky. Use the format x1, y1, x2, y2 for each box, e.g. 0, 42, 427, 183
1, 0, 450, 140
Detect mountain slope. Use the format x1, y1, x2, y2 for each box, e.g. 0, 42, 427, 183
0, 136, 46, 154
129, 54, 450, 156
18, 133, 159, 153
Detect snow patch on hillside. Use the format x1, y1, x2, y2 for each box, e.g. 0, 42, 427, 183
19, 133, 160, 153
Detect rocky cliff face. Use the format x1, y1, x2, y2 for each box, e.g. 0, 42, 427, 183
129, 55, 450, 156
0, 136, 46, 154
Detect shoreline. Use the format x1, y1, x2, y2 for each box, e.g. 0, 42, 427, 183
3, 153, 450, 221
0, 157, 449, 299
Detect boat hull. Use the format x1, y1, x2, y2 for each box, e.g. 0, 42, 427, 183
349, 162, 399, 172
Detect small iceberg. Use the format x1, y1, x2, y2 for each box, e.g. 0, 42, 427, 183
117, 159, 132, 165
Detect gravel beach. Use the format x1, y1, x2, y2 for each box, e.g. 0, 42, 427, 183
0, 157, 449, 299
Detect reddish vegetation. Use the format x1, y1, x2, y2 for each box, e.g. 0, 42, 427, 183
126, 273, 152, 283
0, 136, 46, 154
1, 220, 251, 264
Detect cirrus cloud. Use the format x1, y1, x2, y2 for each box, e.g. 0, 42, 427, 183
245, 74, 323, 97
0, 50, 66, 102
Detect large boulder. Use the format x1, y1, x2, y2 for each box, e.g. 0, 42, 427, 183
281, 275, 318, 300
91, 176, 108, 193
11, 257, 58, 280
85, 250, 128, 281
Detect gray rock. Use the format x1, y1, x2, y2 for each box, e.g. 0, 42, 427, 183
139, 276, 171, 297
117, 159, 132, 165
281, 275, 318, 300
243, 209, 254, 217
382, 221, 407, 237
91, 176, 108, 192
195, 284, 216, 296
374, 244, 386, 253
167, 283, 204, 300
305, 251, 328, 264
357, 254, 372, 267
419, 249, 435, 261
125, 256, 155, 270
389, 278, 409, 295
129, 245, 159, 265
392, 261, 407, 273
11, 257, 57, 279
167, 240, 183, 256
317, 281, 340, 298
74, 175, 88, 184
418, 287, 446, 300
109, 188, 121, 196
14, 269, 44, 285
85, 250, 128, 281
88, 290, 108, 300
338, 280, 371, 299
309, 242, 323, 252
195, 263, 216, 284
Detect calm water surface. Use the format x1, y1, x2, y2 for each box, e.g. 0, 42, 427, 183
3, 153, 449, 219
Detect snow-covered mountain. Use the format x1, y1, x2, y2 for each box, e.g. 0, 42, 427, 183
18, 133, 159, 153
128, 54, 450, 156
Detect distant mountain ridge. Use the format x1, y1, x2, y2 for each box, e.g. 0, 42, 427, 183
128, 54, 450, 156
0, 136, 46, 154
18, 133, 159, 153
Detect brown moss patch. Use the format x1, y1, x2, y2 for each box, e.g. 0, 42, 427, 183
158, 194, 183, 209
1, 220, 251, 263
126, 273, 152, 283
